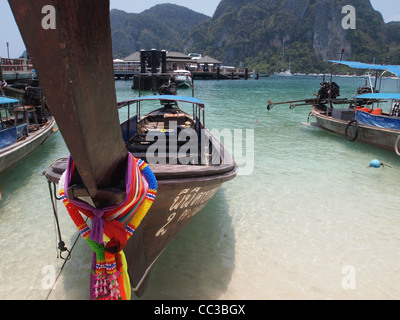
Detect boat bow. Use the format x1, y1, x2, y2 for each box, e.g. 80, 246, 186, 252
9, 0, 128, 207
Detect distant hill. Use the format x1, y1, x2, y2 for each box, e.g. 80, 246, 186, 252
110, 1, 400, 74
110, 4, 209, 58
184, 0, 400, 73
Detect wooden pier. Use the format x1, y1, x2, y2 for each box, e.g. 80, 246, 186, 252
113, 50, 249, 84
113, 60, 139, 80
192, 68, 248, 80
132, 74, 173, 91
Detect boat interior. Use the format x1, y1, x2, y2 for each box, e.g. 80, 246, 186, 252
1, 85, 48, 128
315, 97, 400, 121
0, 86, 51, 150
120, 100, 220, 166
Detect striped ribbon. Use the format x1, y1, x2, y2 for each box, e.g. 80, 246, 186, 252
59, 154, 157, 300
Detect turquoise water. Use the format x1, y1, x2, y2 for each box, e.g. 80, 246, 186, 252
1, 76, 400, 299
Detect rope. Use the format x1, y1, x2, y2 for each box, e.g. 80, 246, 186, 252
48, 181, 71, 261
45, 227, 81, 300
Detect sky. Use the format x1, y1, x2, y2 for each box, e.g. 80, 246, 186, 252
0, 0, 399, 58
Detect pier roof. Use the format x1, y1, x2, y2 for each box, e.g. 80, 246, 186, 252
123, 51, 221, 65
124, 51, 192, 62
196, 56, 222, 65
123, 52, 140, 62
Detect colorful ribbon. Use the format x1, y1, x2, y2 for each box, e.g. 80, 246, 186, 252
60, 154, 157, 300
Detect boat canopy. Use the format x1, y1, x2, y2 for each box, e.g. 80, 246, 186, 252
0, 97, 19, 105
329, 60, 400, 77
354, 93, 400, 100
385, 66, 400, 78
128, 95, 205, 108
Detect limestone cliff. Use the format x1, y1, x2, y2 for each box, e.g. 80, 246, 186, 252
110, 1, 400, 73
184, 0, 398, 73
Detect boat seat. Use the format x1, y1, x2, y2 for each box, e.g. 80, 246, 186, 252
163, 113, 186, 118
163, 113, 187, 127
14, 106, 38, 125
130, 152, 200, 165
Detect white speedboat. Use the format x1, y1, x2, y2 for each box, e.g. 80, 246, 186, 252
172, 70, 193, 88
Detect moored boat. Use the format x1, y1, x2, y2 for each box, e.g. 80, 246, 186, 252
122, 94, 237, 295
45, 94, 238, 296
309, 93, 400, 153
274, 69, 292, 77
172, 70, 193, 88
307, 60, 400, 152
9, 0, 237, 299
0, 95, 56, 175
268, 60, 400, 154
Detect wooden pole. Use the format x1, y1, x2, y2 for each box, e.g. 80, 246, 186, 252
8, 0, 128, 207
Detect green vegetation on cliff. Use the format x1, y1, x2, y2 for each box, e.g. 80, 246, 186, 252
110, 4, 209, 58
111, 1, 400, 74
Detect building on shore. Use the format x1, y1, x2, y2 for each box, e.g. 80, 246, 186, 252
114, 49, 248, 88
115, 50, 223, 77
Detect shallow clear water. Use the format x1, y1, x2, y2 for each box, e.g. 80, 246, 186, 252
1, 76, 400, 300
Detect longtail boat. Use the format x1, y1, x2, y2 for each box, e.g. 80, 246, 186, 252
9, 0, 237, 299
0, 94, 56, 175
309, 61, 400, 153
268, 60, 400, 154
310, 93, 400, 153
121, 94, 237, 296
45, 94, 238, 296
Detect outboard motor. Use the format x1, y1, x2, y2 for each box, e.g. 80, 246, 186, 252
158, 77, 177, 95
23, 81, 46, 124
318, 81, 340, 100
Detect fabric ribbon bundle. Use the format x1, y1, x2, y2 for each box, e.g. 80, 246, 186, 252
59, 154, 157, 300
